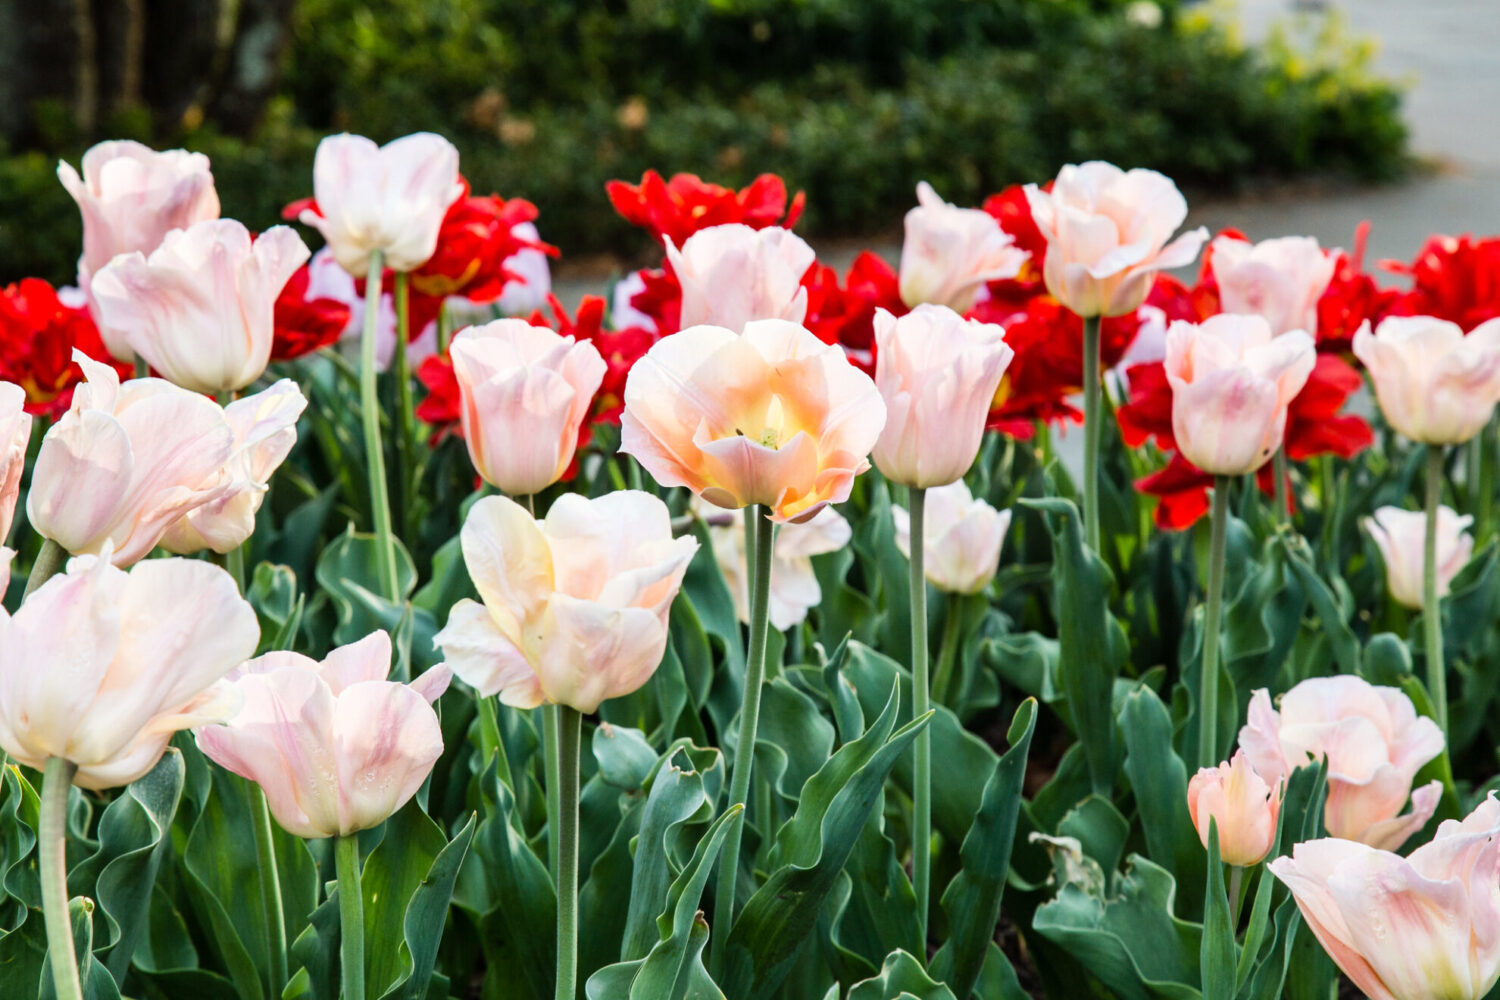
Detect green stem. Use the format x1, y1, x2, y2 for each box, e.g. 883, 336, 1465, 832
41, 757, 82, 1000
1198, 476, 1230, 768
1228, 866, 1244, 930
224, 543, 246, 595
392, 271, 415, 537
1424, 446, 1448, 735
358, 250, 401, 603
23, 538, 69, 600
250, 789, 288, 996
1272, 449, 1289, 527
554, 706, 582, 1000
908, 487, 932, 944
335, 834, 365, 1000
930, 595, 964, 708
711, 505, 774, 977
1082, 314, 1103, 552
133, 354, 149, 379
1480, 415, 1497, 542
545, 705, 561, 877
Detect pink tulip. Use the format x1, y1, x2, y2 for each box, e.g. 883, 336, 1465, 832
664, 223, 816, 332
160, 381, 307, 555
893, 480, 1009, 595
434, 491, 697, 713
449, 319, 606, 495
1210, 234, 1337, 337
1270, 795, 1500, 1000
620, 320, 886, 523
57, 140, 220, 361
871, 304, 1014, 488
1353, 316, 1500, 445
697, 497, 851, 631
197, 631, 450, 838
0, 382, 32, 544
1187, 751, 1281, 867
26, 352, 236, 566
0, 552, 257, 788
1163, 315, 1316, 476
301, 132, 463, 276
90, 220, 309, 395
1240, 677, 1444, 850
1024, 161, 1208, 318
1364, 505, 1474, 610
898, 181, 1028, 313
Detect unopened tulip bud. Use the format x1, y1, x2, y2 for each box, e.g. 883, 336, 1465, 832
699, 497, 850, 630
1187, 752, 1281, 866
1353, 315, 1500, 445
898, 181, 1028, 314
893, 481, 1009, 595
1364, 505, 1473, 609
1210, 234, 1337, 337
665, 223, 815, 332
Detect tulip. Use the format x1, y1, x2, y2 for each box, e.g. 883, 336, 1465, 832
1353, 316, 1500, 446
620, 320, 887, 523
892, 480, 1009, 595
1209, 235, 1337, 338
496, 221, 554, 315
300, 132, 464, 277
196, 631, 449, 838
27, 352, 235, 566
1240, 677, 1444, 850
1163, 315, 1317, 477
0, 551, 258, 788
1270, 795, 1500, 1000
435, 491, 697, 713
1187, 751, 1281, 867
449, 319, 606, 495
57, 140, 220, 361
159, 381, 308, 555
898, 181, 1028, 314
90, 220, 309, 395
871, 304, 1014, 488
698, 498, 851, 630
0, 382, 32, 544
1365, 505, 1474, 609
664, 223, 815, 332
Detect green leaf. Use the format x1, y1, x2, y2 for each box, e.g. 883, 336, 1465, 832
721, 680, 932, 1000
837, 948, 958, 1000
0, 763, 40, 918
248, 562, 305, 654
284, 896, 341, 1000
472, 758, 556, 998
1119, 687, 1205, 912
38, 898, 121, 1000
314, 526, 421, 648
375, 813, 476, 1000
1200, 824, 1235, 1000
1279, 536, 1359, 676
593, 724, 659, 791
929, 699, 1037, 999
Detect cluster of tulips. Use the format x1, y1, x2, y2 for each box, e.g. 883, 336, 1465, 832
3, 126, 1500, 1000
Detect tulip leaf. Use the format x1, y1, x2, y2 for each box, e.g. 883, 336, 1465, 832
1279, 535, 1359, 676
830, 807, 921, 974
1119, 686, 1205, 912
313, 526, 423, 649
830, 947, 957, 1000
368, 809, 476, 1000
720, 679, 932, 1000
578, 796, 644, 983
248, 562, 305, 655
36, 897, 121, 1000
0, 762, 40, 919
284, 895, 341, 1000
1200, 823, 1236, 1000
592, 724, 658, 792
472, 757, 556, 998
929, 698, 1038, 999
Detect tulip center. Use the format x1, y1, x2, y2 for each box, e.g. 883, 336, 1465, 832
757, 394, 789, 449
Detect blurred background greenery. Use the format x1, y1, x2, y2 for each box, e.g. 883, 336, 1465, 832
0, 0, 1407, 283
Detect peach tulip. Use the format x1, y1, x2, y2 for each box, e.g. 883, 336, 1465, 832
1364, 505, 1474, 610
893, 480, 1009, 595
90, 220, 309, 395
1240, 677, 1444, 850
0, 382, 32, 544
1187, 751, 1281, 867
1270, 795, 1500, 1000
160, 381, 308, 555
0, 551, 257, 788
697, 497, 851, 631
1024, 161, 1208, 318
871, 304, 1014, 488
57, 140, 220, 361
449, 319, 606, 495
620, 320, 886, 523
1353, 316, 1500, 445
434, 491, 697, 713
898, 181, 1028, 313
1210, 234, 1337, 337
27, 352, 235, 566
1163, 315, 1316, 476
197, 631, 449, 839
664, 223, 815, 332
301, 132, 463, 276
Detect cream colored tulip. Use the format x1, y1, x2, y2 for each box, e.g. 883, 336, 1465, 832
0, 382, 32, 544
898, 181, 1027, 313
1364, 505, 1473, 609
893, 480, 1009, 595
698, 498, 851, 631
1353, 316, 1500, 445
1210, 234, 1336, 337
664, 223, 815, 332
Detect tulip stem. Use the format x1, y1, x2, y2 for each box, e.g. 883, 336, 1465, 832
711, 505, 774, 977
41, 757, 82, 1000
392, 270, 416, 537
359, 249, 401, 603
544, 705, 561, 876
1198, 476, 1230, 769
1228, 866, 1244, 929
908, 486, 933, 945
930, 595, 964, 708
1480, 415, 1497, 542
224, 543, 246, 595
335, 834, 365, 1000
250, 787, 288, 997
1424, 446, 1448, 735
554, 706, 581, 1000
1272, 450, 1289, 526
23, 538, 69, 600
1082, 314, 1103, 552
